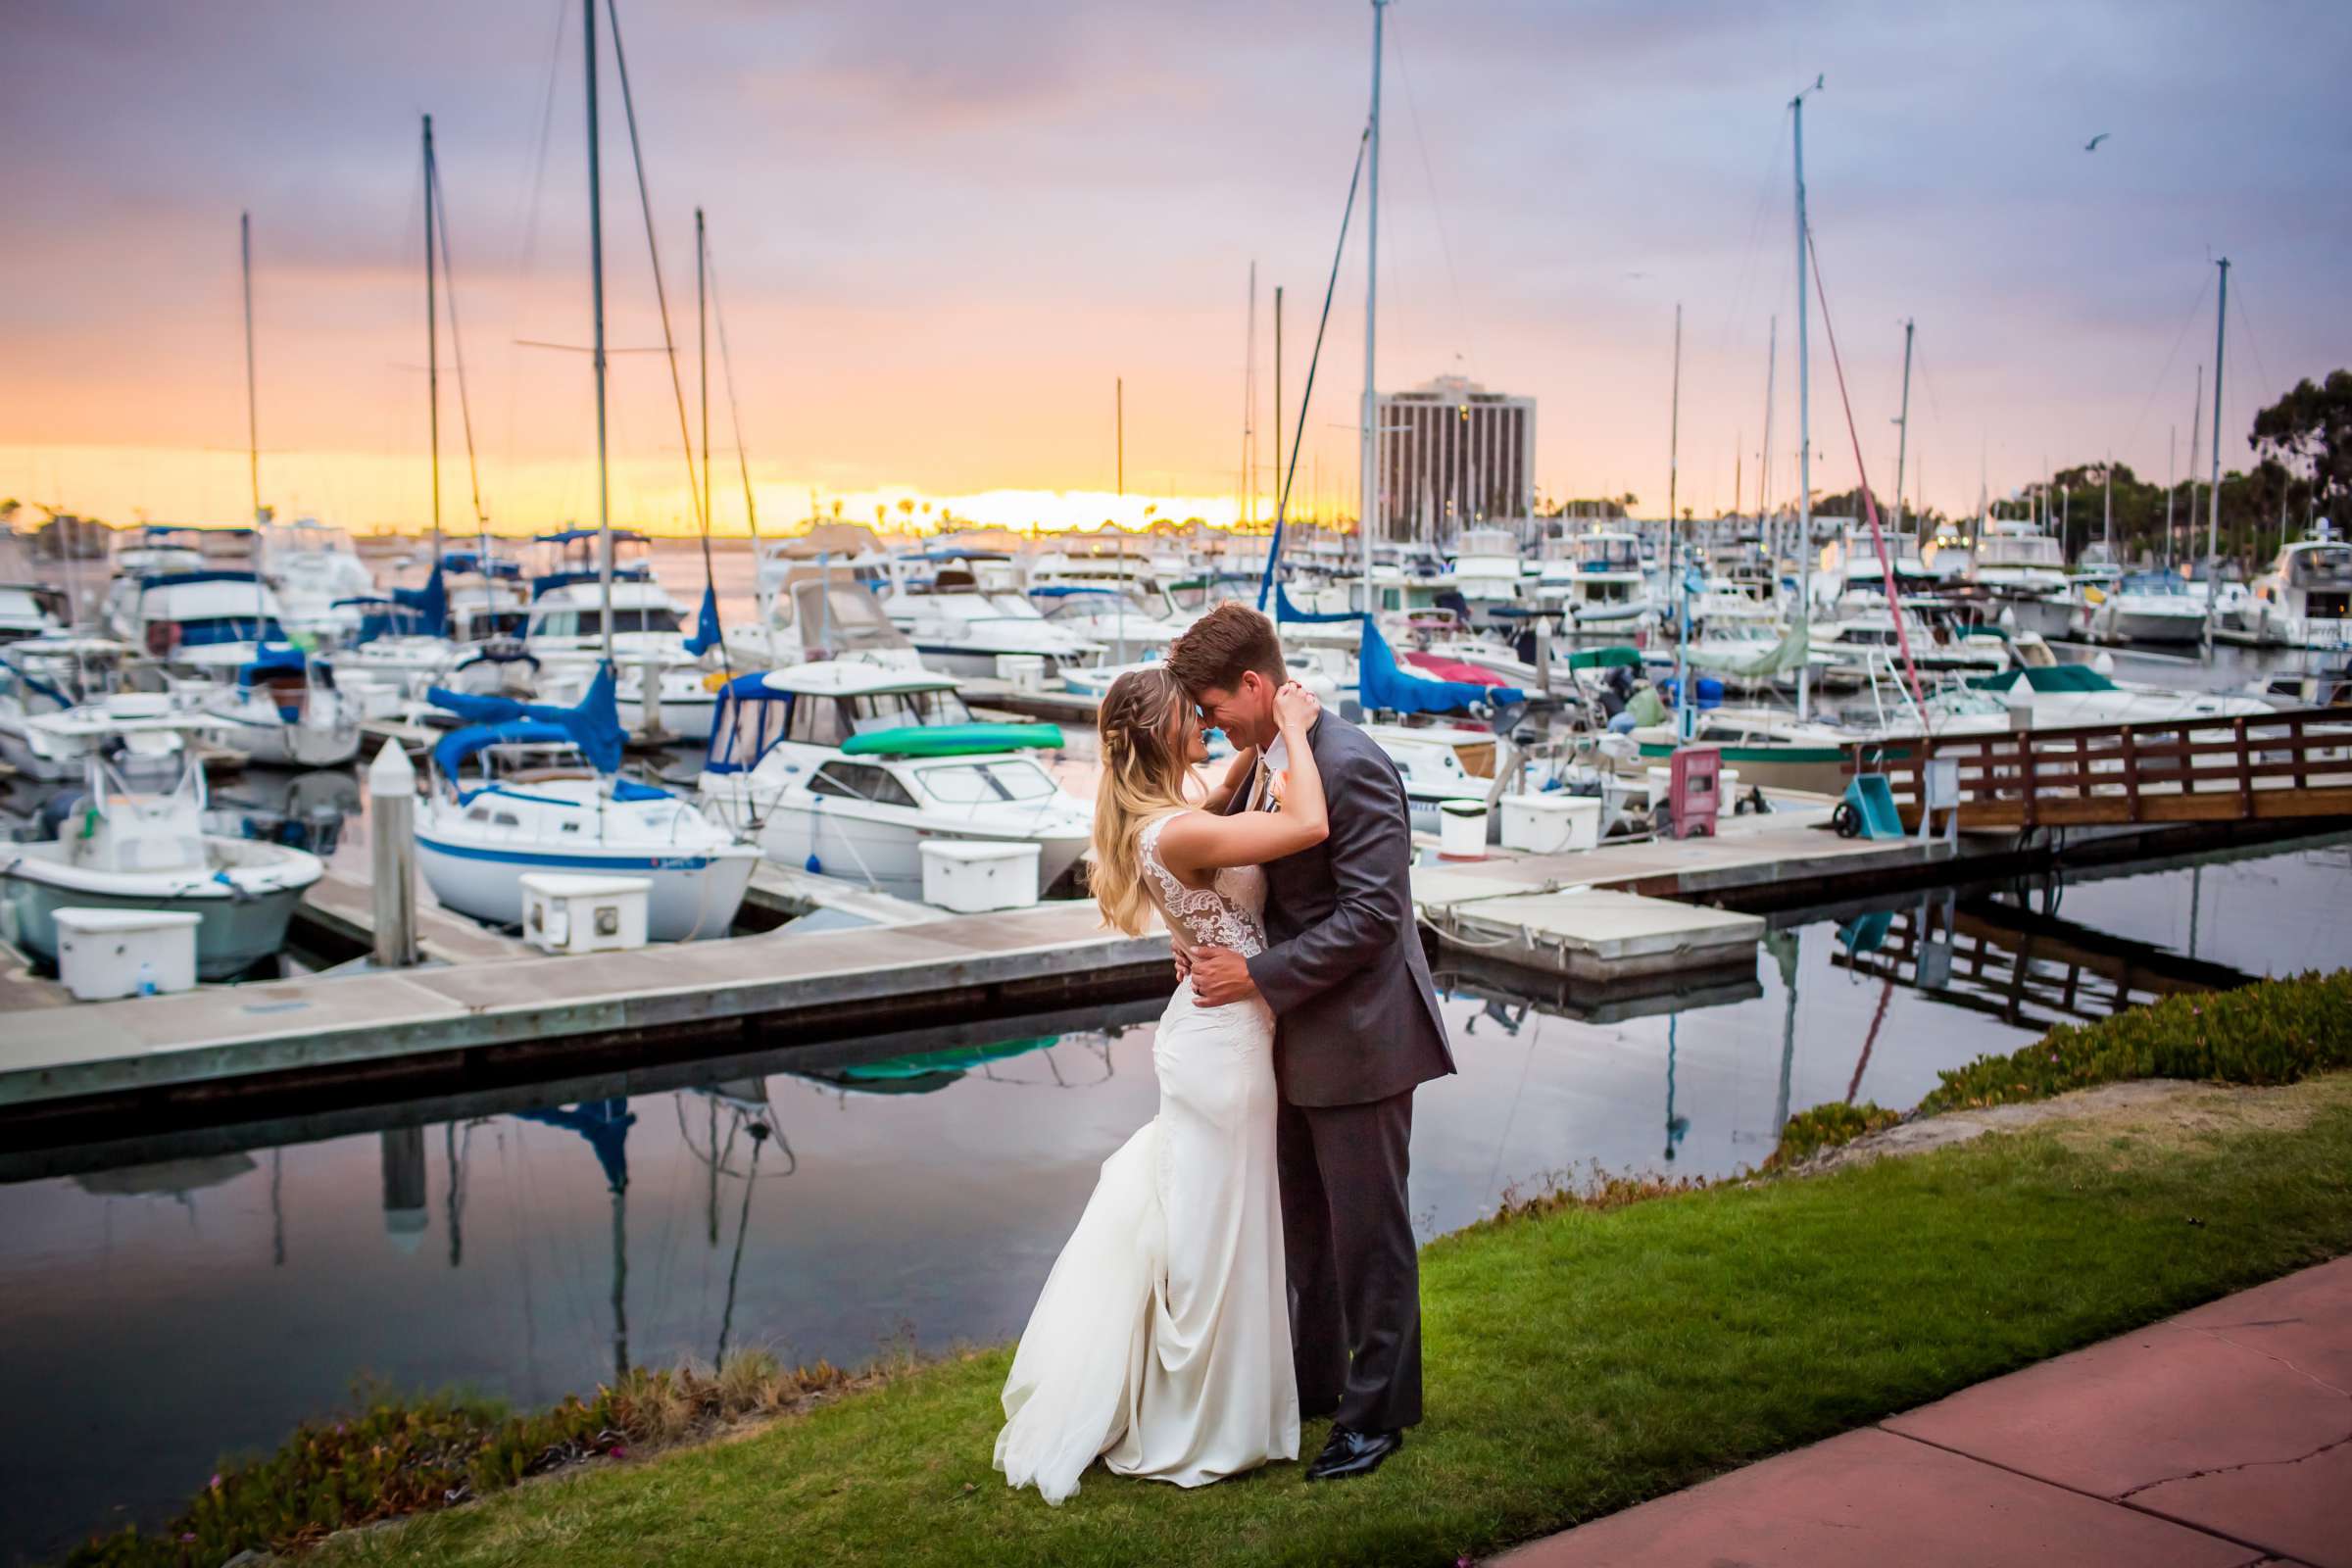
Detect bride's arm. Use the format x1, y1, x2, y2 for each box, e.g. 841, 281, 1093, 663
1158, 684, 1326, 874
1200, 743, 1259, 813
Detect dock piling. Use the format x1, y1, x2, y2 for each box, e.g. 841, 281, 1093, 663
367, 739, 419, 968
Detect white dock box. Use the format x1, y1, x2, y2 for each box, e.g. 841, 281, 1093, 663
520, 873, 652, 955
1437, 799, 1490, 859
919, 838, 1041, 913
1500, 792, 1604, 855
53, 907, 202, 1001
995, 653, 1050, 691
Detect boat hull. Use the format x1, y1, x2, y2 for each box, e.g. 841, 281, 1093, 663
202, 709, 362, 767
414, 837, 760, 942
1, 867, 314, 980
743, 805, 1088, 901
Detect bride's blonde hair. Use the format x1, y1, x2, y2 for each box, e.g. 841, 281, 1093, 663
1089, 666, 1195, 936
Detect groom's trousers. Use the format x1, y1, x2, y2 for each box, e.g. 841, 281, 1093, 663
1277, 1086, 1422, 1433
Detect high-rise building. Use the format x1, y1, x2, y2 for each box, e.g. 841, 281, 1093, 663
1372, 374, 1536, 544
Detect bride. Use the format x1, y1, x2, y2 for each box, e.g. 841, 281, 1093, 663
994, 664, 1327, 1503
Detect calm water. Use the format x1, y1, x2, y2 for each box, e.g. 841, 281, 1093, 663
3, 842, 2347, 1560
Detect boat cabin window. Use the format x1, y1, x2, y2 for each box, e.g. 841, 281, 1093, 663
530, 608, 682, 638
492, 810, 520, 827
788, 582, 905, 652
153, 614, 288, 653
808, 761, 919, 809
2289, 546, 2352, 584
916, 760, 1057, 805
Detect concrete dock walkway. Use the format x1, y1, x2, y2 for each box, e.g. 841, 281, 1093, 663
1499, 1254, 2352, 1568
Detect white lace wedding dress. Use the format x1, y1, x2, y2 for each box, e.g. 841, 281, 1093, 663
994, 811, 1299, 1503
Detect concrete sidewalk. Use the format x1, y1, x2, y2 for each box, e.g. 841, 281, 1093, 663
1499, 1255, 2352, 1568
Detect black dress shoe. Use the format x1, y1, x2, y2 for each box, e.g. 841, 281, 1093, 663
1304, 1424, 1401, 1481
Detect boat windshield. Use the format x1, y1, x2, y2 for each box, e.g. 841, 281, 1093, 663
985, 594, 1046, 620
530, 607, 681, 637
787, 581, 907, 652
1576, 536, 1642, 571
915, 760, 1059, 805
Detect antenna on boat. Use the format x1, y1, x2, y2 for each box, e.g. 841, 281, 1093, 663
1891, 318, 1913, 543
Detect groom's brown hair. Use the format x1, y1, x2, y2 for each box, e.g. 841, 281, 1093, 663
1165, 602, 1288, 694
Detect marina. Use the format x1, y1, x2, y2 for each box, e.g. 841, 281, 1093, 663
5, 0, 2351, 1558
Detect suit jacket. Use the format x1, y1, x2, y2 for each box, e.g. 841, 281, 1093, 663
1230, 710, 1456, 1107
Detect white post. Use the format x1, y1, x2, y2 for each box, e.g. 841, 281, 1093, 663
368, 739, 418, 967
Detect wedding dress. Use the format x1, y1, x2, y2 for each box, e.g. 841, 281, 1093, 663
994, 810, 1299, 1503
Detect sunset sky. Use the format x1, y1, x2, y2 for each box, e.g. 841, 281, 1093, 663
4, 0, 2348, 536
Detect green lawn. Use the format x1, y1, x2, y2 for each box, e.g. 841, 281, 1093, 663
326, 1072, 2352, 1568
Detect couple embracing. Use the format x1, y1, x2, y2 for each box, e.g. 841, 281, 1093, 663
993, 603, 1455, 1504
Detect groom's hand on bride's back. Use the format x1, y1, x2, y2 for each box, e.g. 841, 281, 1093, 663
1189, 946, 1260, 1006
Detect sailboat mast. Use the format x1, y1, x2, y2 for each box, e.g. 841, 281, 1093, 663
241, 212, 262, 525
1791, 80, 1818, 721
586, 0, 613, 663
1891, 318, 1912, 540
1357, 0, 1387, 597
2165, 424, 2176, 572
424, 116, 442, 557
1273, 285, 1285, 522
2203, 257, 2229, 646
1242, 260, 1256, 529
1759, 314, 1777, 576
698, 207, 710, 543
1667, 302, 1682, 537
2103, 454, 2112, 554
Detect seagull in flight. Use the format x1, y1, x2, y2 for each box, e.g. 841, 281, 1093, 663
2084, 132, 2111, 152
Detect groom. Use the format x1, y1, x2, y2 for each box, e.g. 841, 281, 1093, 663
1167, 604, 1455, 1482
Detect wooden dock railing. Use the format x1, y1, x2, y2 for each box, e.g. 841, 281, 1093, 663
1849, 706, 2352, 833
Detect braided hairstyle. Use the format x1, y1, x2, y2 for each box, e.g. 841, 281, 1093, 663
1090, 665, 1195, 935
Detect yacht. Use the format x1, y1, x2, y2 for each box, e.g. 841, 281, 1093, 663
0, 751, 323, 979
1968, 518, 2072, 638
880, 556, 1103, 681
2082, 572, 2207, 647
106, 525, 213, 581
415, 675, 759, 941
102, 568, 290, 673
525, 575, 720, 742
694, 662, 1092, 901
1621, 706, 1861, 798
0, 583, 68, 644
0, 638, 212, 782
725, 573, 927, 673
2247, 536, 2352, 649
754, 523, 891, 603
1537, 528, 1650, 629
1442, 528, 1533, 630
259, 518, 377, 642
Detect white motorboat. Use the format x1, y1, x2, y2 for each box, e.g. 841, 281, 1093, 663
525, 574, 722, 742
1028, 585, 1185, 664
695, 662, 1092, 901
102, 567, 292, 675
725, 573, 927, 673
753, 523, 891, 602
2082, 573, 2207, 647
0, 638, 213, 782
1442, 528, 1534, 629
1537, 528, 1650, 628
0, 751, 323, 979
0, 582, 69, 645
1969, 518, 2073, 637
106, 525, 212, 582
260, 518, 377, 642
881, 557, 1103, 681
415, 680, 759, 942
2247, 535, 2352, 650
198, 645, 362, 767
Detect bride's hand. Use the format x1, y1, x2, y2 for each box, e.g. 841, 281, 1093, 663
1274, 681, 1320, 734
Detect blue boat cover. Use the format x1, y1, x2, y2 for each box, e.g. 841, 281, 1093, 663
236, 644, 309, 686
1268, 585, 1526, 715
427, 662, 625, 774
682, 583, 723, 657
392, 564, 449, 635
433, 718, 570, 781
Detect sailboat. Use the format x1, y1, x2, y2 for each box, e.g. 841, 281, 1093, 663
409, 9, 757, 941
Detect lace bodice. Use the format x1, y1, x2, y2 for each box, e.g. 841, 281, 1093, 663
1139, 812, 1268, 958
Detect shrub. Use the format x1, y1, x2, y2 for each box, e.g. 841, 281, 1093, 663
1763, 1101, 1901, 1171
1917, 969, 2352, 1115
63, 1353, 870, 1568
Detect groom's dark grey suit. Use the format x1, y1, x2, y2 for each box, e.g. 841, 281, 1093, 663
1226, 709, 1454, 1433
